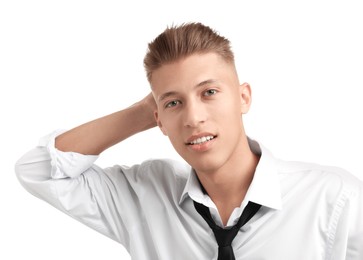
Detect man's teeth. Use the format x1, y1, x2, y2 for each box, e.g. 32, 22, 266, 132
190, 136, 214, 145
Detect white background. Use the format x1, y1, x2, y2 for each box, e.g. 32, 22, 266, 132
1, 1, 362, 259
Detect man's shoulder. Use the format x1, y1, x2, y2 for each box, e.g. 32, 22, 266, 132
130, 159, 191, 199
277, 159, 363, 194
138, 158, 191, 180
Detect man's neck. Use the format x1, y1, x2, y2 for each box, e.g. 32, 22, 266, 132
196, 138, 260, 226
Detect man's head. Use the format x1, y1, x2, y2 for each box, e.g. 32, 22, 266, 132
144, 22, 235, 83
145, 23, 252, 175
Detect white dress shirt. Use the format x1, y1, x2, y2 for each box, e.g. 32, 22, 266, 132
15, 131, 363, 260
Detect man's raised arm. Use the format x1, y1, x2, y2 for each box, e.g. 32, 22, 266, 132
56, 92, 157, 155
14, 93, 158, 245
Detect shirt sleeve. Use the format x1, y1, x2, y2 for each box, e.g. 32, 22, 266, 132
329, 175, 363, 260
37, 130, 99, 179
346, 182, 363, 259
14, 130, 140, 249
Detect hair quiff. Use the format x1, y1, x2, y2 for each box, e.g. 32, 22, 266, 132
143, 22, 235, 82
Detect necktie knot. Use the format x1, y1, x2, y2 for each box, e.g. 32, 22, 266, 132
213, 226, 239, 247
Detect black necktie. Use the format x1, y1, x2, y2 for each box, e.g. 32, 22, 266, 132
194, 200, 261, 260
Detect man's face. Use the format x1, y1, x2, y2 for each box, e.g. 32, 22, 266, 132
151, 53, 251, 174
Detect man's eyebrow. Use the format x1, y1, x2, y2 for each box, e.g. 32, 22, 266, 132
158, 91, 178, 103
195, 79, 218, 88
158, 79, 218, 102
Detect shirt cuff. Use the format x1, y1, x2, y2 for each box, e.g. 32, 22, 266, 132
38, 130, 99, 179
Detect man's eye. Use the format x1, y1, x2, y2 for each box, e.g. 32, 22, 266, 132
165, 100, 181, 108
203, 89, 217, 96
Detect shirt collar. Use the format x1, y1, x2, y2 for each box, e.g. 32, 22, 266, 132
179, 137, 282, 210
179, 168, 218, 208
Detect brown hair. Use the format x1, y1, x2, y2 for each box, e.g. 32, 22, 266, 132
143, 22, 235, 82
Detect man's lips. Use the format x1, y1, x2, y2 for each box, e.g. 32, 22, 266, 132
186, 133, 217, 145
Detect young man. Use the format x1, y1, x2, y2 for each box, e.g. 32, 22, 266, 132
16, 23, 363, 259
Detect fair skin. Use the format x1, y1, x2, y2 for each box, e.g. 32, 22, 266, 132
56, 52, 258, 226
152, 53, 259, 224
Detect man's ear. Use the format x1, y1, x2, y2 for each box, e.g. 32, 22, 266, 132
154, 111, 168, 136
239, 82, 252, 114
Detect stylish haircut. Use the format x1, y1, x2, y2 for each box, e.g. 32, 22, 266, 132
143, 22, 235, 82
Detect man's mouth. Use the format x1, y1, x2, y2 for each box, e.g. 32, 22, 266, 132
188, 135, 216, 145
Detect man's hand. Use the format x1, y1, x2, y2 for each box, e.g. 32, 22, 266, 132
135, 92, 157, 128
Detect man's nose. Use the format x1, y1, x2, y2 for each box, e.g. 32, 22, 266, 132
182, 100, 207, 128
